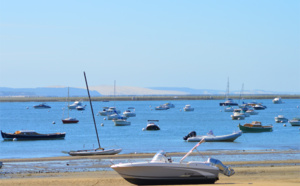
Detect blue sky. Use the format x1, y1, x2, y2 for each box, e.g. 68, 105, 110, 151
0, 0, 299, 92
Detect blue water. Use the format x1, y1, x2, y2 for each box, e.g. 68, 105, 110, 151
0, 99, 299, 159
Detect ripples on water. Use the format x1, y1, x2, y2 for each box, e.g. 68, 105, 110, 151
0, 99, 299, 160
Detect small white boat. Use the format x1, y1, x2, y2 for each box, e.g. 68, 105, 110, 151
111, 140, 235, 185
275, 115, 288, 123
107, 113, 123, 120
155, 105, 169, 110
99, 107, 121, 116
224, 106, 234, 112
246, 109, 258, 115
68, 100, 83, 109
288, 117, 300, 126
163, 103, 175, 108
184, 130, 242, 142
123, 107, 136, 117
184, 104, 194, 111
231, 112, 245, 120
233, 109, 250, 117
273, 97, 283, 104
76, 105, 86, 110
113, 118, 131, 126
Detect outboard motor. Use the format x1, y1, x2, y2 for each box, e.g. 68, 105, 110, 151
183, 131, 196, 140
208, 158, 235, 177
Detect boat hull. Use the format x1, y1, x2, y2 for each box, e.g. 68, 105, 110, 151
1, 131, 65, 140
62, 119, 79, 124
111, 163, 219, 185
68, 148, 122, 156
219, 102, 238, 106
289, 121, 300, 126
187, 131, 242, 142
238, 124, 272, 133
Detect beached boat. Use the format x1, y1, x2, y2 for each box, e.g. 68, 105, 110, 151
273, 97, 283, 104
111, 139, 235, 185
238, 121, 273, 133
68, 72, 122, 156
1, 130, 65, 140
183, 130, 242, 142
275, 115, 288, 123
144, 120, 160, 130
289, 117, 300, 126
183, 104, 194, 111
68, 148, 122, 156
33, 103, 51, 109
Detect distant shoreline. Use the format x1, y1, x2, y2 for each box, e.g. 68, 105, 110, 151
0, 94, 299, 102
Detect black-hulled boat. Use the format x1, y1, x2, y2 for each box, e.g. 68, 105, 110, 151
145, 120, 160, 130
1, 130, 66, 140
33, 103, 51, 109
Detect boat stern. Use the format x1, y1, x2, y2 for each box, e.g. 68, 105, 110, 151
208, 158, 235, 177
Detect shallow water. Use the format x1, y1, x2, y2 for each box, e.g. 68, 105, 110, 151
0, 99, 299, 160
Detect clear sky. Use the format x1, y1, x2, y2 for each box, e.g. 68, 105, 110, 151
0, 0, 299, 92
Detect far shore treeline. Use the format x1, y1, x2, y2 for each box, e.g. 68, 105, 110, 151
0, 94, 299, 102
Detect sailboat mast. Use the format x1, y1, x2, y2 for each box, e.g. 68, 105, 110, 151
239, 83, 244, 103
225, 77, 229, 100
114, 80, 116, 108
83, 72, 101, 149
67, 87, 69, 117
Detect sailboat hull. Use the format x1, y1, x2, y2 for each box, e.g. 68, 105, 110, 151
219, 102, 238, 106
68, 148, 122, 156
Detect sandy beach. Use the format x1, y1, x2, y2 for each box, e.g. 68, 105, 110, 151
0, 154, 299, 186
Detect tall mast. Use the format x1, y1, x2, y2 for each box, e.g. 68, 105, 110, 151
226, 77, 229, 100
239, 83, 244, 103
67, 87, 69, 117
114, 80, 116, 108
83, 72, 101, 149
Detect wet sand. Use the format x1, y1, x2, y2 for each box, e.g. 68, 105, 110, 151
0, 153, 299, 186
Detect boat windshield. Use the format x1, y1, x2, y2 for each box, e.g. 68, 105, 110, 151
151, 151, 169, 163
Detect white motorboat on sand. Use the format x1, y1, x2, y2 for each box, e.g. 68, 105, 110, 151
111, 139, 235, 185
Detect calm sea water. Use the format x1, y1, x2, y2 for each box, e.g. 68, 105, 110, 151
0, 99, 299, 160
